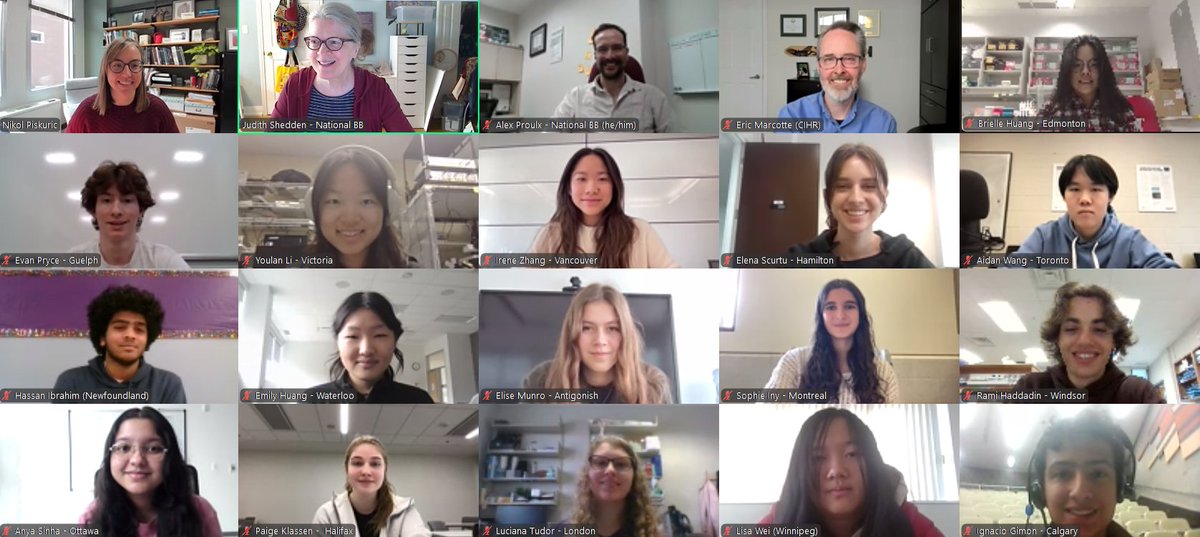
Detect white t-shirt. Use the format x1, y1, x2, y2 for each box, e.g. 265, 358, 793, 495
70, 239, 190, 269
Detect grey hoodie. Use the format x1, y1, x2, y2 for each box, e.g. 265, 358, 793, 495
52, 356, 187, 403
1016, 209, 1178, 268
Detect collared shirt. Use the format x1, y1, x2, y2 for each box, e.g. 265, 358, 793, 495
1039, 95, 1141, 132
552, 75, 674, 132
777, 90, 897, 133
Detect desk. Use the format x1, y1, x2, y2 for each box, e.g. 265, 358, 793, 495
445, 523, 475, 529
432, 531, 473, 537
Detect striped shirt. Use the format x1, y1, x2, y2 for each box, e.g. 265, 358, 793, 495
307, 87, 355, 120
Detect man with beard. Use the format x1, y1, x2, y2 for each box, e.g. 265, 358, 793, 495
552, 23, 674, 132
779, 21, 896, 133
53, 285, 187, 403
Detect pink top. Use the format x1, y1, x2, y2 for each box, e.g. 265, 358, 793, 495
79, 495, 222, 537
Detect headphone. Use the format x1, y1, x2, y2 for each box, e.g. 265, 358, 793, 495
303, 145, 406, 224
1025, 415, 1137, 522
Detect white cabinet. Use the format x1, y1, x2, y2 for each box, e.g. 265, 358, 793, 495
481, 42, 523, 82
390, 35, 428, 128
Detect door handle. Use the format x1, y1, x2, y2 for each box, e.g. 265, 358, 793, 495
749, 74, 761, 79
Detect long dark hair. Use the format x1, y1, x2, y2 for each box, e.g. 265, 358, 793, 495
94, 407, 200, 537
1049, 35, 1133, 124
549, 148, 637, 268
326, 291, 405, 383
775, 408, 913, 537
801, 280, 884, 403
309, 146, 409, 268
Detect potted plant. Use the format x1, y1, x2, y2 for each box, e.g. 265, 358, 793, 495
185, 42, 220, 72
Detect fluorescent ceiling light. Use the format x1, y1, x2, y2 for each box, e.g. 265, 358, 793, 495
1115, 298, 1140, 323
173, 151, 204, 163
961, 348, 984, 365
1001, 356, 1016, 365
980, 301, 1028, 332
340, 404, 348, 435
1006, 455, 1015, 468
79, 215, 91, 223
150, 215, 166, 224
1023, 348, 1048, 364
159, 191, 180, 201
45, 152, 75, 164
465, 427, 479, 440
1056, 0, 1076, 8
67, 191, 81, 201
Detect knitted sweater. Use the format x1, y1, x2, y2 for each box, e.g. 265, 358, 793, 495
764, 346, 900, 403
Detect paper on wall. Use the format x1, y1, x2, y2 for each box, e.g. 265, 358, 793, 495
1136, 164, 1176, 212
1052, 163, 1066, 212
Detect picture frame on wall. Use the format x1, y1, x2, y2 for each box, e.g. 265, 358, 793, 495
227, 28, 238, 50
132, 11, 145, 23
173, 0, 195, 20
191, 29, 203, 43
796, 61, 811, 79
530, 23, 547, 57
814, 7, 850, 36
858, 9, 880, 37
153, 6, 171, 22
780, 14, 806, 37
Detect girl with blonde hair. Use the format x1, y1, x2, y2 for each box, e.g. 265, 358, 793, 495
521, 283, 672, 403
313, 435, 431, 537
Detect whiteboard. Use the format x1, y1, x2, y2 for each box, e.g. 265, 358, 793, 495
669, 29, 719, 93
959, 152, 1013, 246
69, 407, 187, 492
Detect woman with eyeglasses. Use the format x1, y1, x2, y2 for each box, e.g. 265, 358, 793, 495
66, 38, 180, 133
271, 2, 414, 132
569, 436, 662, 537
79, 407, 221, 536
1039, 35, 1139, 132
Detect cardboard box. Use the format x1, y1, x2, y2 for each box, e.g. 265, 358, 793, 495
1148, 89, 1188, 117
173, 112, 215, 133
1146, 69, 1182, 88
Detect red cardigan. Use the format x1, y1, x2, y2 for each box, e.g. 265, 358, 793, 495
66, 94, 179, 133
758, 502, 944, 537
271, 66, 415, 132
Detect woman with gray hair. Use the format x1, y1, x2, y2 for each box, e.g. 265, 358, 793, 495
272, 2, 414, 132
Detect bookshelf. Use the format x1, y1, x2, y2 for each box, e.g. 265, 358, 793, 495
1174, 348, 1199, 402
481, 420, 565, 512
103, 9, 225, 132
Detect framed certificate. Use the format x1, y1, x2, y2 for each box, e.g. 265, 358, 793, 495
780, 14, 807, 37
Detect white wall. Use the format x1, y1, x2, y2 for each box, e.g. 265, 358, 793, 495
478, 268, 720, 404
438, 333, 476, 404
762, 0, 922, 132
641, 0, 719, 133
0, 404, 239, 531
0, 338, 237, 403
239, 449, 478, 523
960, 134, 1200, 267
480, 404, 718, 525
480, 5, 518, 32
498, 0, 644, 118
478, 133, 719, 268
238, 278, 273, 389
0, 134, 238, 261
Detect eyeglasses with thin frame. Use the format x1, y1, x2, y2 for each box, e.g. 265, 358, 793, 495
107, 60, 144, 74
588, 455, 635, 472
304, 36, 356, 52
1071, 60, 1101, 73
818, 55, 863, 69
109, 442, 169, 458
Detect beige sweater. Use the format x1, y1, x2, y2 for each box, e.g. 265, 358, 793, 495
764, 346, 900, 403
521, 359, 674, 403
529, 217, 679, 268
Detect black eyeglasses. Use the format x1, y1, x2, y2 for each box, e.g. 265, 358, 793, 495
818, 55, 863, 69
304, 36, 356, 52
588, 455, 635, 472
108, 60, 144, 73
109, 443, 168, 458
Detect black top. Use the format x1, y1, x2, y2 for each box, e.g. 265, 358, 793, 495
306, 373, 435, 404
786, 230, 935, 268
1013, 362, 1164, 404
354, 508, 380, 537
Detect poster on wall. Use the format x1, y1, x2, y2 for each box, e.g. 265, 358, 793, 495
1136, 164, 1177, 212
549, 27, 563, 63
1052, 163, 1066, 212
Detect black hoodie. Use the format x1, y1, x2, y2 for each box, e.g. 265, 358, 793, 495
1012, 362, 1163, 404
786, 230, 935, 268
52, 356, 187, 403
